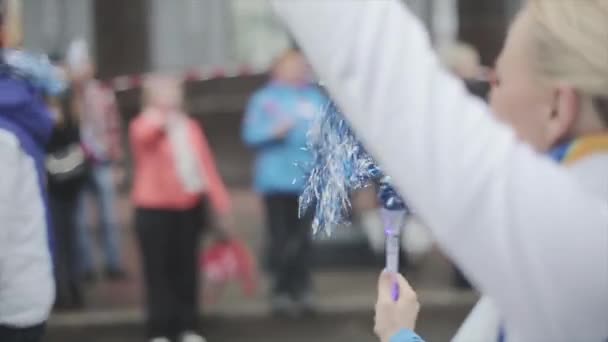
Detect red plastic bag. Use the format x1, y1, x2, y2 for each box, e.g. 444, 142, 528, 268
200, 238, 258, 304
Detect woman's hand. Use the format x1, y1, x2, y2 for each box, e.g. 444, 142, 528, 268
274, 119, 295, 139
374, 271, 420, 342
148, 107, 168, 128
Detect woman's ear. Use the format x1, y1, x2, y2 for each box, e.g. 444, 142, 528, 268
546, 84, 579, 145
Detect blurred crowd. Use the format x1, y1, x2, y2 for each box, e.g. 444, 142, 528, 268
0, 5, 332, 338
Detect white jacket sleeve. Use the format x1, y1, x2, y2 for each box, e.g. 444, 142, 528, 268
273, 1, 608, 341
452, 297, 501, 342
0, 131, 54, 326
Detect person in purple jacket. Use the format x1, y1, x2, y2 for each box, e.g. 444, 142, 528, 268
0, 1, 67, 340
0, 31, 57, 342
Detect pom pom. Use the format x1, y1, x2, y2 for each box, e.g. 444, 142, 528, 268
299, 98, 407, 236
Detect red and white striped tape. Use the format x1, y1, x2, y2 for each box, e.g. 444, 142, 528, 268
105, 64, 267, 92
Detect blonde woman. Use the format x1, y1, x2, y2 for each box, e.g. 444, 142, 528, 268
274, 1, 608, 341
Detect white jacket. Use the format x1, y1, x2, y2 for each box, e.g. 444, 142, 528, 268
453, 153, 608, 342
273, 1, 608, 341
0, 129, 55, 327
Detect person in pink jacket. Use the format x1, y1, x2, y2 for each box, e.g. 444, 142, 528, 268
130, 75, 231, 342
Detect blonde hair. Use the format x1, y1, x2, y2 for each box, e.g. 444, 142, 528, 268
527, 0, 608, 123
142, 74, 184, 110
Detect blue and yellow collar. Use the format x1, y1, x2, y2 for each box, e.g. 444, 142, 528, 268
549, 135, 608, 164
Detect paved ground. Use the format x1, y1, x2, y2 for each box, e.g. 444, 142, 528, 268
46, 305, 474, 342
45, 189, 477, 342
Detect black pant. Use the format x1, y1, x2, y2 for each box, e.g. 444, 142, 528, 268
0, 323, 45, 342
50, 194, 83, 308
135, 204, 204, 339
264, 194, 313, 298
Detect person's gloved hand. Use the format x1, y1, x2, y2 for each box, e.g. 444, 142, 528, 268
374, 271, 420, 342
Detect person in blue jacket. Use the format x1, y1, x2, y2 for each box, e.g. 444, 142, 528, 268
242, 49, 328, 316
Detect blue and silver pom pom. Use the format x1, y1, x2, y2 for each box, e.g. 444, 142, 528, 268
299, 97, 407, 236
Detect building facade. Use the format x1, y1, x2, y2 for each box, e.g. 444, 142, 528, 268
21, 0, 522, 77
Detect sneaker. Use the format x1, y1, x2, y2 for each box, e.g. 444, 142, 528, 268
149, 338, 171, 342
270, 293, 292, 316
180, 331, 207, 342
295, 292, 317, 317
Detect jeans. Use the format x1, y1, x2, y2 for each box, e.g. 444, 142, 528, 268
135, 204, 204, 339
76, 163, 122, 274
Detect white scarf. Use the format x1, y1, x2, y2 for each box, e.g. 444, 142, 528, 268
166, 112, 206, 194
